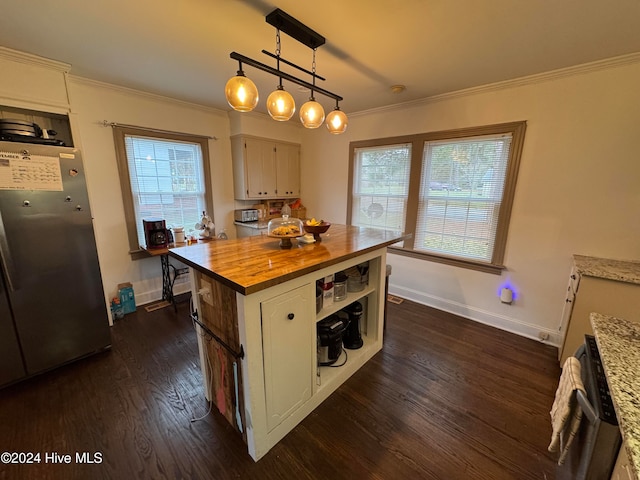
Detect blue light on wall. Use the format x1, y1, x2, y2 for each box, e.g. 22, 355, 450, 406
497, 281, 518, 304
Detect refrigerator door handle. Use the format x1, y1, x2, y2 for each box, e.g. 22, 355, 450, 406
0, 214, 18, 291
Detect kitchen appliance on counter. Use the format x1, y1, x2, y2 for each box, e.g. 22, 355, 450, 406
317, 315, 348, 366
557, 335, 621, 480
143, 218, 168, 249
342, 301, 364, 349
234, 208, 259, 223
0, 118, 65, 146
0, 142, 111, 388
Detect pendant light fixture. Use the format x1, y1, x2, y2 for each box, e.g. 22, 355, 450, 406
267, 86, 295, 121
224, 67, 259, 112
299, 96, 325, 128
326, 101, 348, 134
225, 8, 348, 134
300, 48, 325, 129
266, 30, 296, 121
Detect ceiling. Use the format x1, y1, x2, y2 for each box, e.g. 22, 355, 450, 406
2, 0, 640, 115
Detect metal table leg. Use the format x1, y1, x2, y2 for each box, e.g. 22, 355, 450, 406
160, 254, 174, 305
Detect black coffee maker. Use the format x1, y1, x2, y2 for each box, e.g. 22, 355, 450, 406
143, 218, 168, 249
343, 301, 363, 349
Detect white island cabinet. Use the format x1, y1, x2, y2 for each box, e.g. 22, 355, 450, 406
169, 225, 407, 461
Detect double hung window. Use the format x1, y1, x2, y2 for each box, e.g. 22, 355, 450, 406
113, 126, 212, 258
348, 122, 526, 273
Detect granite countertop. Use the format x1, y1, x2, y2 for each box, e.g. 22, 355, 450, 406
591, 313, 640, 479
169, 224, 408, 295
234, 221, 268, 229
574, 255, 640, 285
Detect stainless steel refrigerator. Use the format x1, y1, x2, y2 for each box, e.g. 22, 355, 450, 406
0, 141, 110, 388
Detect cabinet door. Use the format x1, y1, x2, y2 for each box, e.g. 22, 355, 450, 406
245, 138, 276, 198
557, 271, 578, 361
275, 143, 300, 198
559, 276, 640, 364
261, 284, 313, 432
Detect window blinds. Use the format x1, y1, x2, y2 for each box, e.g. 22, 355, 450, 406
351, 143, 411, 232
415, 134, 512, 262
124, 135, 206, 246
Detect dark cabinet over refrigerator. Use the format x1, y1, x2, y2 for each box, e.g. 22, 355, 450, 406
0, 142, 111, 388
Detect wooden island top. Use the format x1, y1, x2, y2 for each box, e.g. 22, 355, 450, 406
168, 224, 407, 295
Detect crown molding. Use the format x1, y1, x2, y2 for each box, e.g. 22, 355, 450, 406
353, 51, 640, 117
67, 75, 228, 116
0, 46, 70, 72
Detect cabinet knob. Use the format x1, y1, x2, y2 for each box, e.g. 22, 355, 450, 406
287, 313, 295, 320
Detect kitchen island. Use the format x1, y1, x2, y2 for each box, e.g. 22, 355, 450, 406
591, 313, 640, 480
169, 224, 407, 460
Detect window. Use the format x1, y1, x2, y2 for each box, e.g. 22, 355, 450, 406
351, 143, 411, 232
113, 126, 212, 258
348, 122, 526, 274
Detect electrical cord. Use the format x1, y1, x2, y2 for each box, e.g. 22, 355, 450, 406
329, 348, 348, 367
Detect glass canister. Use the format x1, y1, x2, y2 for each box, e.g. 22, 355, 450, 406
346, 263, 369, 292
333, 271, 348, 302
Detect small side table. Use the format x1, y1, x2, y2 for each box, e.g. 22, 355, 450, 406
140, 239, 213, 310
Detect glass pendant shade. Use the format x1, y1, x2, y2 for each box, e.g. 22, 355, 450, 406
299, 99, 325, 129
326, 108, 348, 134
225, 73, 259, 112
266, 86, 296, 121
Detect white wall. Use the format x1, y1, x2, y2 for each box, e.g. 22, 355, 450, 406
300, 58, 640, 346
66, 77, 234, 308
4, 46, 639, 346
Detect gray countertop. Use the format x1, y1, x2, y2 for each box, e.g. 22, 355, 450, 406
591, 313, 640, 479
234, 220, 268, 229
574, 255, 640, 285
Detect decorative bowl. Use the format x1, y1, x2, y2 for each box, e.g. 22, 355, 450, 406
303, 222, 331, 241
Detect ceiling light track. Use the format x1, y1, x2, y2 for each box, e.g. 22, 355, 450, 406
225, 8, 348, 134
260, 50, 327, 82
229, 52, 342, 102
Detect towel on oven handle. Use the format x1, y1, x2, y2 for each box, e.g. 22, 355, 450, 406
548, 355, 586, 465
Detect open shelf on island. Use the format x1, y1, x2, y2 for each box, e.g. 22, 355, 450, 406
315, 334, 377, 392
316, 285, 375, 322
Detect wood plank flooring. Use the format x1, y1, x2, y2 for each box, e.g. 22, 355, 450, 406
0, 295, 561, 480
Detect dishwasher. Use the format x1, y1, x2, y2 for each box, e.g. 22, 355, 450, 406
557, 335, 622, 480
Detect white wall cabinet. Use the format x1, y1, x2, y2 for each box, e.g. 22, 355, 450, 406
261, 284, 313, 432
274, 142, 300, 197
559, 269, 640, 364
232, 135, 300, 200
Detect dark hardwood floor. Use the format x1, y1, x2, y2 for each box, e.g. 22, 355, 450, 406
0, 294, 561, 480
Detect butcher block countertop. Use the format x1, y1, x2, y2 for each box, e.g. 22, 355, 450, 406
591, 313, 640, 480
168, 224, 408, 295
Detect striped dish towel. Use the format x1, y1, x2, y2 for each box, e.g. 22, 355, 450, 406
548, 356, 586, 465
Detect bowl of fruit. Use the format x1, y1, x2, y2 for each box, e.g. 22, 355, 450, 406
303, 218, 331, 241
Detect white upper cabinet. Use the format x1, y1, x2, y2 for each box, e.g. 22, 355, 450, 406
274, 142, 300, 198
232, 135, 300, 200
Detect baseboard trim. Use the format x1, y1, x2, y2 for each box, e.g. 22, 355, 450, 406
389, 285, 562, 348
134, 283, 191, 307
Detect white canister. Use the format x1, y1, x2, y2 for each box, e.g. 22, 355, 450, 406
173, 226, 185, 243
